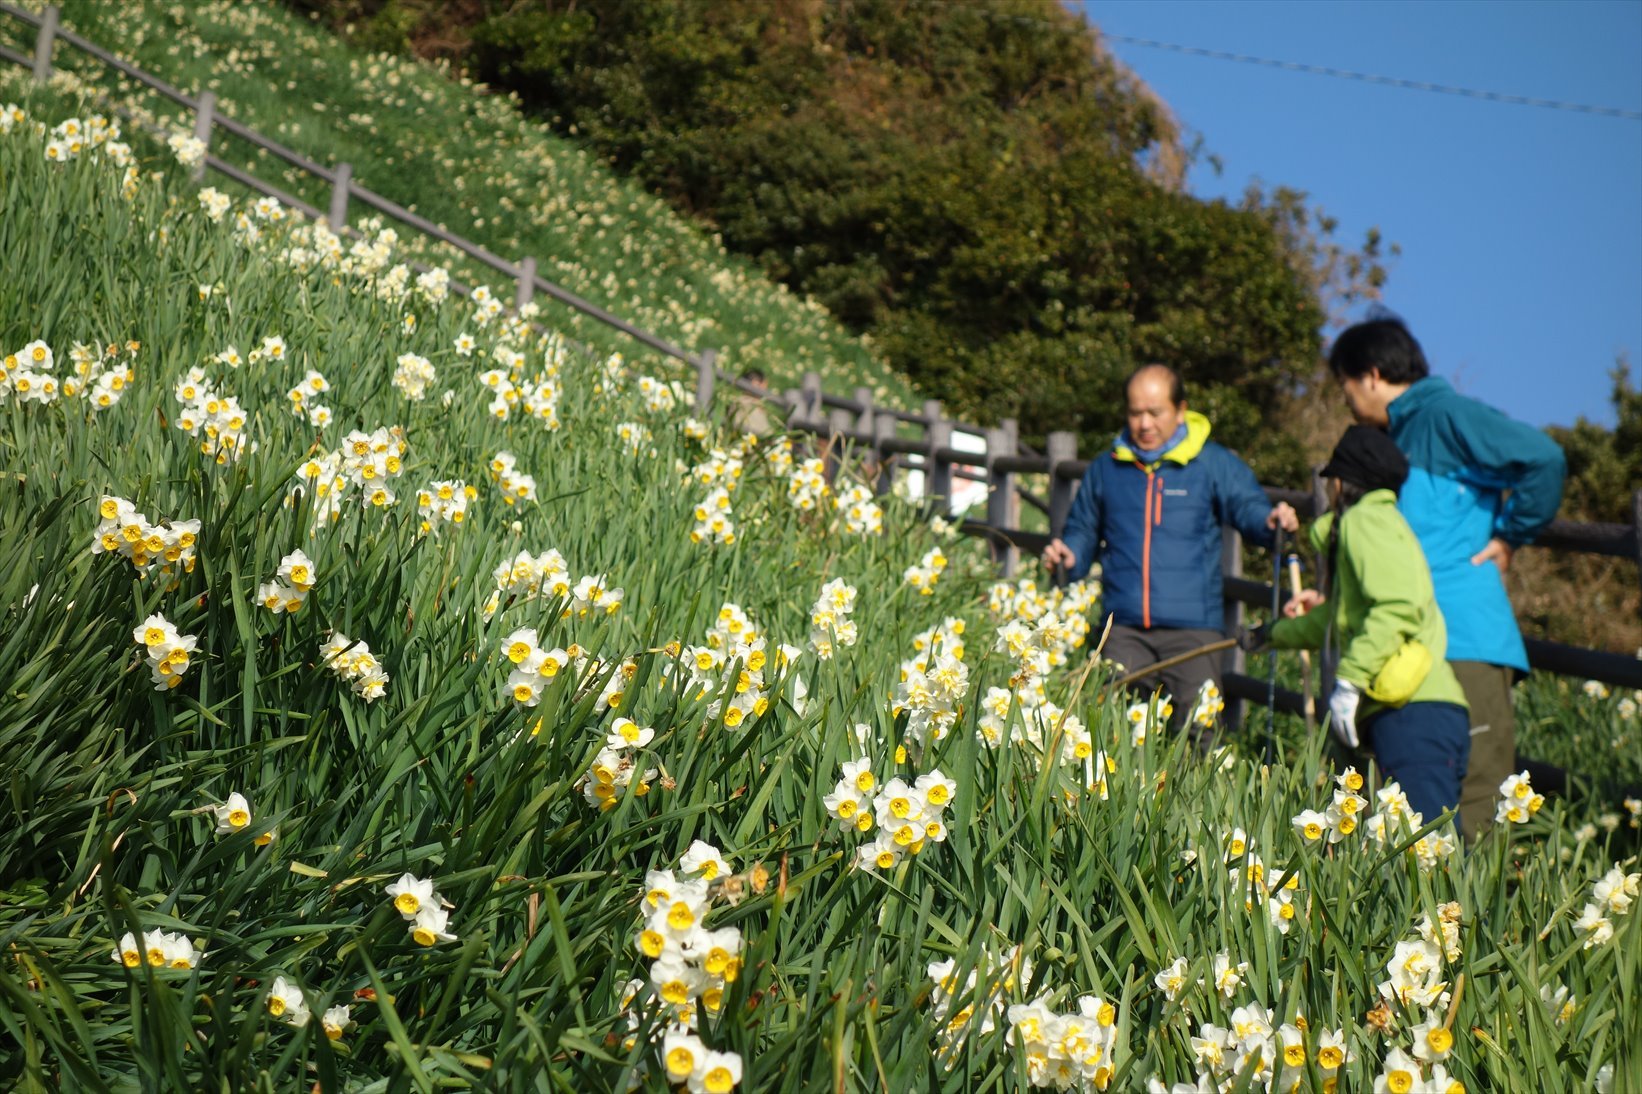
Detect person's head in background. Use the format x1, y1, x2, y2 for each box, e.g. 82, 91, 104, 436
1320, 424, 1410, 511
1329, 318, 1430, 428
1124, 363, 1186, 451
740, 367, 767, 392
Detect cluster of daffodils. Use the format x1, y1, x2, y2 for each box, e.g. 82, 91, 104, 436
488, 450, 537, 506
1495, 769, 1546, 825
415, 479, 475, 533
690, 487, 737, 546
133, 613, 199, 692
807, 579, 859, 659
619, 845, 746, 1092
385, 873, 458, 947
580, 716, 659, 810
636, 374, 683, 413
92, 495, 200, 580
975, 686, 1098, 786
1570, 863, 1639, 949
825, 740, 957, 874
477, 357, 562, 429
988, 578, 1098, 692
284, 368, 332, 426
111, 928, 199, 971
1366, 904, 1468, 1093
245, 334, 289, 367
498, 626, 572, 709
894, 628, 970, 747
1355, 781, 1458, 872
172, 369, 254, 464
926, 945, 1030, 1062
1290, 766, 1372, 846
2, 338, 137, 409
986, 576, 1102, 627
212, 791, 276, 846
197, 186, 234, 222
319, 632, 389, 701
1205, 825, 1310, 938
834, 482, 883, 535
391, 352, 436, 401
256, 549, 316, 614
292, 427, 409, 520
1183, 681, 1225, 730
166, 130, 206, 169
1163, 1002, 1352, 1093
787, 457, 829, 512
677, 603, 798, 730
44, 114, 129, 165
615, 420, 657, 456
1123, 696, 1172, 746
485, 547, 573, 616
903, 546, 948, 595
1005, 992, 1123, 1091
687, 448, 744, 491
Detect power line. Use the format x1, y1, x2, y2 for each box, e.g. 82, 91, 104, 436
1102, 34, 1642, 122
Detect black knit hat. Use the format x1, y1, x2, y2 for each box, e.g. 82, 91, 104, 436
1320, 425, 1409, 494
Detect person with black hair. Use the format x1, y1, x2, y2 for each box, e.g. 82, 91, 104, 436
1041, 364, 1299, 736
1258, 425, 1470, 824
1329, 318, 1566, 838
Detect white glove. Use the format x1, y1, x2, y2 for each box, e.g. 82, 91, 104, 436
1328, 680, 1362, 750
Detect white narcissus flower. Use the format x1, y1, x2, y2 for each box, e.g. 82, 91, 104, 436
385, 873, 438, 919
321, 1004, 352, 1040
267, 976, 309, 1027
411, 905, 457, 947
214, 792, 252, 835
679, 839, 731, 882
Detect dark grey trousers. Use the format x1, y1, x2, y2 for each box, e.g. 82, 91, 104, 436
1100, 623, 1225, 735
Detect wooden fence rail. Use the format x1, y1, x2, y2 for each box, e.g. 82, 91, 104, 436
6, 3, 1639, 702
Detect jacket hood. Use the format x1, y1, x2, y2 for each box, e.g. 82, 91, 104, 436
1114, 411, 1212, 466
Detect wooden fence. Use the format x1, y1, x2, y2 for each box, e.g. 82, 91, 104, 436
6, 2, 1639, 710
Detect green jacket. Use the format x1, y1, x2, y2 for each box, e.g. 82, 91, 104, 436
1269, 489, 1468, 717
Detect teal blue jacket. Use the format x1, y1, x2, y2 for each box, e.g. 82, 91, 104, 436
1388, 378, 1565, 672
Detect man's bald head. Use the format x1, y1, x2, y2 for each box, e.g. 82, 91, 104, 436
1124, 364, 1187, 452
1124, 364, 1185, 408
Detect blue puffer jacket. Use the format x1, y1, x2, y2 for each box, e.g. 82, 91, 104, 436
1388, 378, 1566, 672
1061, 412, 1276, 632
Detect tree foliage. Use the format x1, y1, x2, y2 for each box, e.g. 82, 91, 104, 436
294, 0, 1386, 480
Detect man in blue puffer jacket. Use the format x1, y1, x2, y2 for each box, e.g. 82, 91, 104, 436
1328, 318, 1566, 840
1042, 365, 1299, 733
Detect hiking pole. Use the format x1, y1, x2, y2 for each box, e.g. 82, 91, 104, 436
1287, 553, 1314, 730
1108, 638, 1238, 691
1265, 527, 1283, 764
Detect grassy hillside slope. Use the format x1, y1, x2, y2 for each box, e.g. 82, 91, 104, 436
0, 75, 1638, 1091
2, 0, 910, 400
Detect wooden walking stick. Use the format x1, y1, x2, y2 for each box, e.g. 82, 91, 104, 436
1287, 553, 1315, 729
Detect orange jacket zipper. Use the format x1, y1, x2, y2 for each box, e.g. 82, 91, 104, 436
1141, 470, 1155, 628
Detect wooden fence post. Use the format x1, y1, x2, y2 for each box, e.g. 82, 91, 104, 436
1222, 526, 1246, 732
853, 386, 874, 436
926, 402, 953, 509
32, 5, 58, 83
1310, 469, 1329, 523
985, 422, 1017, 575
872, 415, 897, 496
1633, 489, 1642, 603
800, 372, 823, 430
515, 256, 536, 309
190, 90, 215, 183
328, 162, 351, 232
693, 348, 716, 414
826, 405, 854, 482
1046, 431, 1078, 540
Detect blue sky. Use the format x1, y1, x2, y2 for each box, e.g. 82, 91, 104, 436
1080, 0, 1642, 429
